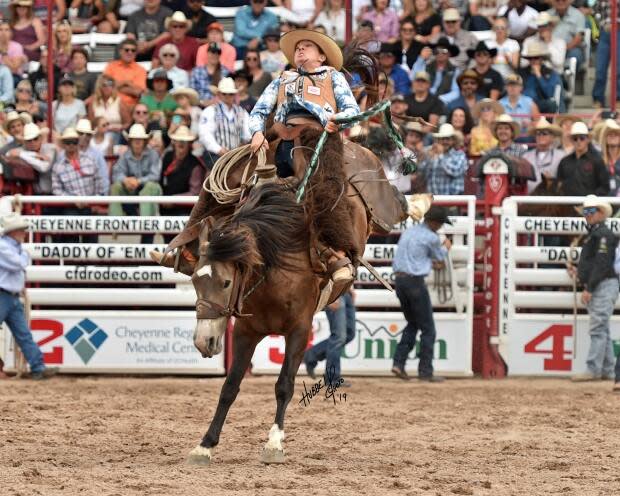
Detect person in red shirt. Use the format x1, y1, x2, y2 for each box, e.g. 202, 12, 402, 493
152, 11, 199, 72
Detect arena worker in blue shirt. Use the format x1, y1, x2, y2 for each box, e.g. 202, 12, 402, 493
248, 28, 361, 294
0, 214, 58, 380
391, 205, 452, 383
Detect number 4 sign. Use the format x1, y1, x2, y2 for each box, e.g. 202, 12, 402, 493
523, 324, 573, 371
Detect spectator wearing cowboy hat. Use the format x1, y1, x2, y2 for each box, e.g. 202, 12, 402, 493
430, 8, 477, 72
140, 68, 178, 129
405, 71, 445, 135
195, 22, 236, 73
447, 69, 483, 113
184, 0, 217, 43
152, 11, 199, 72
110, 123, 162, 221
391, 204, 452, 383
260, 29, 286, 76
523, 117, 565, 193
410, 37, 460, 105
418, 123, 467, 195
231, 0, 279, 60
556, 114, 584, 155
499, 74, 540, 137
150, 43, 189, 90
467, 41, 504, 100
0, 213, 58, 381
522, 12, 567, 74
570, 196, 618, 382
171, 87, 201, 135
125, 0, 173, 62
75, 118, 110, 195
0, 110, 27, 155
487, 113, 527, 158
600, 119, 620, 196
190, 42, 230, 107
555, 121, 609, 197
378, 43, 412, 97
232, 70, 257, 114
198, 77, 251, 169
520, 41, 564, 114
469, 97, 503, 156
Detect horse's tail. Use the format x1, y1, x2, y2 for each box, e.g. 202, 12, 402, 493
342, 43, 381, 107
207, 184, 309, 274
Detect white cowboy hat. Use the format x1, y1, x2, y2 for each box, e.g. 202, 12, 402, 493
280, 28, 343, 71
570, 121, 590, 136
432, 123, 456, 139
529, 117, 562, 136
169, 125, 196, 142
171, 87, 199, 106
165, 11, 192, 31
123, 123, 151, 140
3, 110, 26, 131
76, 118, 94, 135
23, 122, 41, 141
581, 195, 612, 218
491, 114, 520, 137
215, 77, 238, 94
603, 118, 620, 132
60, 127, 79, 140
1, 213, 29, 234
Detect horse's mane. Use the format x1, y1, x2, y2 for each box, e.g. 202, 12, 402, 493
207, 184, 309, 273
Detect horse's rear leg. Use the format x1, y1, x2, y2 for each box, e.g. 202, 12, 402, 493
187, 329, 259, 465
261, 327, 308, 464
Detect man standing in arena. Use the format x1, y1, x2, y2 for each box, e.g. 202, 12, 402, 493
391, 206, 452, 382
571, 196, 618, 382
0, 214, 58, 380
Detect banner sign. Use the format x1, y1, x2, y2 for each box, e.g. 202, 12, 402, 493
251, 312, 473, 376
24, 243, 168, 261
23, 216, 188, 233
2, 311, 224, 375
514, 216, 620, 235
506, 317, 620, 376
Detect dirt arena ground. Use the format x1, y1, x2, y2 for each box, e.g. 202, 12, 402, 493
1, 376, 619, 496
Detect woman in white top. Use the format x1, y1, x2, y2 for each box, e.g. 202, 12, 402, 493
53, 77, 86, 133
488, 17, 520, 79
313, 0, 346, 44
150, 43, 188, 89
89, 116, 113, 156
88, 74, 130, 142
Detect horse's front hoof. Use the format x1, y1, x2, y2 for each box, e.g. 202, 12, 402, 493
187, 445, 213, 466
261, 447, 286, 464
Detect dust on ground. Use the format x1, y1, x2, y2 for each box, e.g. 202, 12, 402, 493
1, 376, 619, 496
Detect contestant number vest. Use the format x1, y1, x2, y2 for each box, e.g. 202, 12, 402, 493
276, 69, 338, 114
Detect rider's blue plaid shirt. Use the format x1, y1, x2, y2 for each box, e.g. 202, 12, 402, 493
418, 148, 468, 196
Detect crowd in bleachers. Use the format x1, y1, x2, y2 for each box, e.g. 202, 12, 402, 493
0, 0, 619, 209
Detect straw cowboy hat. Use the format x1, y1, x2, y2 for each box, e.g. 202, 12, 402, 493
597, 118, 620, 145
165, 11, 192, 31
171, 87, 199, 106
579, 195, 612, 218
457, 69, 481, 87
471, 98, 504, 119
404, 121, 425, 135
570, 121, 590, 136
60, 127, 79, 140
76, 118, 94, 135
3, 110, 27, 131
0, 213, 29, 234
432, 123, 457, 139
169, 125, 196, 142
280, 28, 343, 71
555, 114, 583, 128
522, 41, 550, 59
22, 122, 41, 141
10, 0, 33, 6
491, 114, 520, 137
123, 123, 151, 140
529, 117, 562, 136
535, 11, 558, 27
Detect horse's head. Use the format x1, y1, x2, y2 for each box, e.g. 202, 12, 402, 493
191, 215, 263, 358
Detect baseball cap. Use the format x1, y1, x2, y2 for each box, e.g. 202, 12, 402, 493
414, 71, 431, 82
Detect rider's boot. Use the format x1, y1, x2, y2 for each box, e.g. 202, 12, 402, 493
328, 250, 355, 292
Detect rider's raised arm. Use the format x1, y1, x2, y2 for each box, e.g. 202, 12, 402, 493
330, 70, 360, 121
249, 78, 281, 135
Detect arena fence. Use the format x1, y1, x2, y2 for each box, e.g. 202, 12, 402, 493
500, 196, 620, 376
0, 195, 476, 377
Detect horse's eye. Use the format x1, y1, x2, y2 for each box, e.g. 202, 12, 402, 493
223, 280, 231, 289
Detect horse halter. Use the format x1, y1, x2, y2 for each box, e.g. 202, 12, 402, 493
195, 267, 250, 319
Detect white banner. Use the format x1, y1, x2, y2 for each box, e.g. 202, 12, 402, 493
2, 311, 224, 375
506, 317, 620, 376
251, 312, 473, 376
23, 216, 188, 233
24, 243, 168, 261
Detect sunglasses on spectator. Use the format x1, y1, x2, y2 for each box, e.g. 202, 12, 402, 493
134, 110, 148, 114
170, 24, 186, 29
494, 26, 507, 30
435, 48, 449, 55
461, 80, 477, 86
536, 130, 552, 136
162, 53, 175, 58
481, 106, 494, 112
122, 47, 136, 53
101, 122, 109, 127
582, 207, 598, 216
444, 20, 458, 24
571, 135, 588, 142
63, 139, 79, 145
25, 136, 40, 142
400, 27, 414, 32
17, 88, 32, 93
